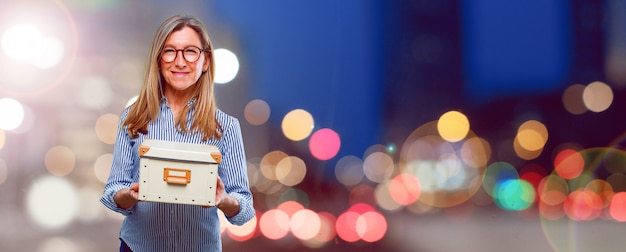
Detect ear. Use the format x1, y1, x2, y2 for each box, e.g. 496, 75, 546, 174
202, 52, 210, 72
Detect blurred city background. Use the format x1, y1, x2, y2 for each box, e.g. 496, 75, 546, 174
0, 0, 625, 251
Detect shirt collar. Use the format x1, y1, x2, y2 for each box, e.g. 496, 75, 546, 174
160, 97, 197, 108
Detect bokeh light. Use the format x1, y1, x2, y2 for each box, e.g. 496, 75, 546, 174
553, 149, 584, 180
582, 81, 613, 112
335, 210, 361, 242
37, 237, 80, 252
388, 173, 422, 206
363, 151, 394, 183
223, 211, 258, 241
291, 209, 321, 240
0, 98, 25, 130
336, 203, 387, 243
563, 189, 603, 221
493, 179, 535, 211
609, 192, 626, 222
538, 174, 568, 206
375, 179, 403, 212
309, 128, 341, 161
0, 0, 78, 97
44, 145, 76, 176
1, 24, 43, 61
562, 84, 588, 115
519, 163, 548, 202
95, 113, 119, 144
275, 156, 307, 186
281, 109, 314, 141
399, 121, 484, 208
244, 99, 270, 125
584, 179, 613, 210
214, 48, 240, 84
31, 36, 65, 69
277, 200, 305, 217
259, 209, 290, 240
483, 162, 519, 197
437, 110, 470, 142
26, 176, 78, 229
516, 120, 548, 152
259, 150, 289, 181
460, 136, 491, 168
93, 153, 113, 183
11, 104, 35, 134
357, 211, 387, 242
335, 155, 365, 187
301, 212, 336, 248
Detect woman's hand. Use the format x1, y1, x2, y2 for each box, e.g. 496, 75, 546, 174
214, 176, 240, 217
114, 182, 139, 209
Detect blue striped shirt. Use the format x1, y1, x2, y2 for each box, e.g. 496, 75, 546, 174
100, 98, 255, 252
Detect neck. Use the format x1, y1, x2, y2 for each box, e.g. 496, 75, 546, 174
164, 90, 192, 116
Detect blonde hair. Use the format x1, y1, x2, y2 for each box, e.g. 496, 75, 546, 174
124, 14, 222, 141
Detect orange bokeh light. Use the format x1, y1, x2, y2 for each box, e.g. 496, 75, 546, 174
554, 149, 584, 180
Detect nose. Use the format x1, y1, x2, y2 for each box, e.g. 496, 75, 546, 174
174, 51, 186, 67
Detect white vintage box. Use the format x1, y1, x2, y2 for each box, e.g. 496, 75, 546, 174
137, 139, 222, 206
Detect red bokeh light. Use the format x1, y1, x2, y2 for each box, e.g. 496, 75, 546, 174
610, 192, 626, 222
554, 149, 584, 180
389, 173, 421, 206
259, 209, 290, 240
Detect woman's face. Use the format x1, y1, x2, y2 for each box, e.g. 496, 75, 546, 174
159, 26, 209, 93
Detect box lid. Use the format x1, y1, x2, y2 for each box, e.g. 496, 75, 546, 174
139, 139, 221, 164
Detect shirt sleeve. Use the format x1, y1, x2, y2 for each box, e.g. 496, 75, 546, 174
100, 109, 138, 216
218, 116, 255, 225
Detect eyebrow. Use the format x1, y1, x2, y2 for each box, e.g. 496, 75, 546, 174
163, 44, 203, 48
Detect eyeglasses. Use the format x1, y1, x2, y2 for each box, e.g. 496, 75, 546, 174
160, 46, 207, 63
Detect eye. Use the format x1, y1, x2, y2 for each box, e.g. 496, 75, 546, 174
184, 48, 200, 55
163, 48, 176, 54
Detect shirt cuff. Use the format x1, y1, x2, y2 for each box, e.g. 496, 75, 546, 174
100, 184, 135, 216
225, 193, 254, 225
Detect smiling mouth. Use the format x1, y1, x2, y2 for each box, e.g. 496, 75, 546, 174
172, 72, 189, 76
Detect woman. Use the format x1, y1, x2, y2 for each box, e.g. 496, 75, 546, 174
100, 14, 255, 251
